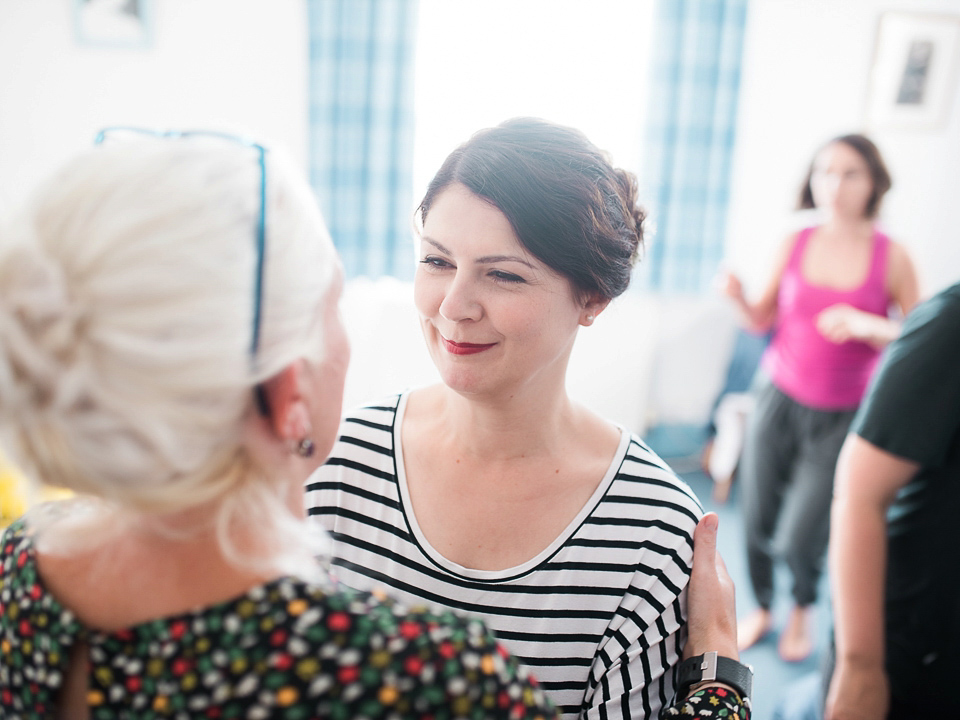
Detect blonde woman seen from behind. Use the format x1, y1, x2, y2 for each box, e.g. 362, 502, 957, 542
0, 133, 556, 719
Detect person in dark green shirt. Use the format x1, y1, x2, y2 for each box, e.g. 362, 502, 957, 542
827, 281, 960, 719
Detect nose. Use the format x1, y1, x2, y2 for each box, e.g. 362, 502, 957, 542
817, 171, 838, 188
815, 172, 842, 204
438, 271, 482, 323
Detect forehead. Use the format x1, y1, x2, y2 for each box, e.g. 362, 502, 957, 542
422, 184, 529, 256
815, 142, 868, 170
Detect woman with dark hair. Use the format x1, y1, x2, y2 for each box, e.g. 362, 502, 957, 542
308, 118, 751, 720
720, 134, 919, 661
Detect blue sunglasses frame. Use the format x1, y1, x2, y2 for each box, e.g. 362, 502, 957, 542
94, 127, 268, 360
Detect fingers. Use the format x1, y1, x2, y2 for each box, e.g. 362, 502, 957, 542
693, 512, 719, 567
714, 270, 741, 299
686, 512, 740, 660
695, 512, 735, 595
714, 542, 732, 582
816, 306, 852, 344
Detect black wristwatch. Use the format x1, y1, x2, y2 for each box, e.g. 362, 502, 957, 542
675, 651, 753, 700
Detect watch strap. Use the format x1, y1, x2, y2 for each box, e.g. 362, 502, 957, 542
675, 651, 752, 700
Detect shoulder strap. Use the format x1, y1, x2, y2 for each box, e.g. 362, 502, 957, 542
868, 228, 891, 290
785, 226, 816, 271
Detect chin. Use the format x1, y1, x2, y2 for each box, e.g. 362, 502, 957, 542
438, 368, 487, 396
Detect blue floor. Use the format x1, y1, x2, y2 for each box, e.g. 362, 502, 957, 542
646, 426, 830, 720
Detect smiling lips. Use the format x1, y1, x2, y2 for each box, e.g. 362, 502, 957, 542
441, 337, 497, 355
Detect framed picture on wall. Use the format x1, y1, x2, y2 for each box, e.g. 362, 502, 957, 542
74, 0, 154, 49
866, 12, 960, 131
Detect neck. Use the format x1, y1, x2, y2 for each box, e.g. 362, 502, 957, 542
821, 213, 873, 237
33, 499, 277, 632
433, 380, 578, 462
36, 488, 307, 584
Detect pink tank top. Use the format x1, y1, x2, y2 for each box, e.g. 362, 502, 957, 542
761, 226, 891, 410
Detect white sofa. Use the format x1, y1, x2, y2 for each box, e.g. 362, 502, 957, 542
339, 278, 741, 437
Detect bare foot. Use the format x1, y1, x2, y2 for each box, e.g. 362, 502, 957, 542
737, 607, 773, 651
778, 604, 814, 662
712, 473, 734, 504
700, 438, 715, 475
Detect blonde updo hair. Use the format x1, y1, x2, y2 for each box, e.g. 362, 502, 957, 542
0, 135, 338, 573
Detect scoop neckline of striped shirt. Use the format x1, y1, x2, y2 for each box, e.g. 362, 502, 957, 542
393, 391, 632, 582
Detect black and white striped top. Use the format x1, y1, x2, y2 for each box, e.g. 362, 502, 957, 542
306, 394, 703, 720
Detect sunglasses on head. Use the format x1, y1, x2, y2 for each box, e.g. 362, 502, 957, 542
94, 127, 272, 415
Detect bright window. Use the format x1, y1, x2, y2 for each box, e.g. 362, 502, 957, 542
412, 0, 656, 202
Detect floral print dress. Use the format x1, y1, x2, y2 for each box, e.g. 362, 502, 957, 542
0, 519, 555, 719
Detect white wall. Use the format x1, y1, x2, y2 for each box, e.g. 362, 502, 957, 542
412, 0, 655, 202
4, 0, 957, 432
727, 0, 960, 296
0, 0, 308, 215
339, 278, 665, 437
645, 0, 960, 426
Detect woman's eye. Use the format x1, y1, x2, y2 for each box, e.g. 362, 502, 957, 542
490, 270, 525, 284
420, 256, 451, 269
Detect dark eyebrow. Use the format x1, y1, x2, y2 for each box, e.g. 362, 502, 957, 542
422, 237, 534, 268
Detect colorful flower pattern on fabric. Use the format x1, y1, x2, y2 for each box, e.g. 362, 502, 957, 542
1, 519, 556, 719
660, 686, 751, 718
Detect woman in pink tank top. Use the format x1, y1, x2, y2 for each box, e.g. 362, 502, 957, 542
719, 135, 919, 662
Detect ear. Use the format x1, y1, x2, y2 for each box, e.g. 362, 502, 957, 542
579, 295, 611, 327
260, 361, 312, 443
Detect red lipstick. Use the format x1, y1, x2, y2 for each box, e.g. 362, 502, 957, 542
441, 338, 496, 355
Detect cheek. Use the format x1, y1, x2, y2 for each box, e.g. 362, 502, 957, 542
837, 181, 873, 216
333, 342, 350, 390
811, 176, 836, 201
314, 357, 349, 453
413, 273, 440, 317
505, 297, 575, 341
320, 323, 350, 405
854, 180, 874, 201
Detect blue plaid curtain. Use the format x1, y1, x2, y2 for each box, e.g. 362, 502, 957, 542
641, 0, 748, 293
307, 0, 418, 279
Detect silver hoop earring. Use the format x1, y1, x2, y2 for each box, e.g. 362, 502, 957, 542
296, 438, 316, 458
